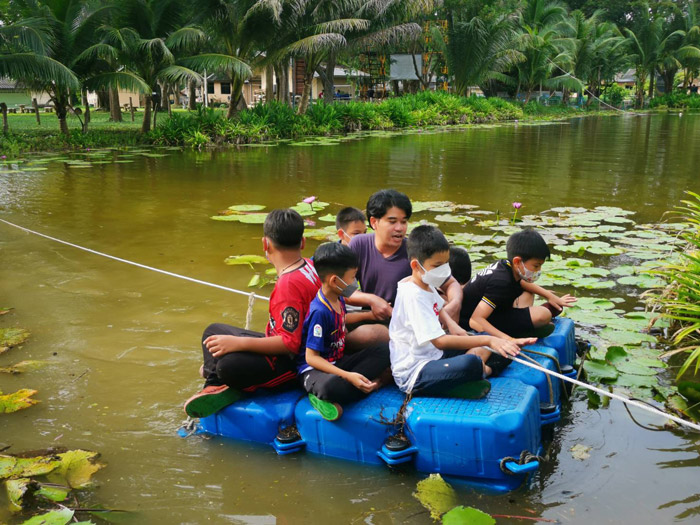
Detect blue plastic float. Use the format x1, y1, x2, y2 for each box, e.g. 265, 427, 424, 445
196, 318, 578, 492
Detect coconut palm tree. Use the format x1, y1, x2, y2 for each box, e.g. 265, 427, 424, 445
657, 6, 700, 94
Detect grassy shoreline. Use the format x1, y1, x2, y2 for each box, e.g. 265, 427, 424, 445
0, 93, 630, 156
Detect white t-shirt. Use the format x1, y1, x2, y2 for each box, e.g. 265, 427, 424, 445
389, 278, 446, 393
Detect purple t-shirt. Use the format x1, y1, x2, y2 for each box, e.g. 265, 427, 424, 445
349, 233, 411, 305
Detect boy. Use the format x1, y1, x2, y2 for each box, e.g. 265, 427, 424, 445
299, 243, 390, 421
459, 228, 576, 340
449, 246, 472, 286
390, 225, 535, 397
184, 209, 321, 418
335, 206, 367, 246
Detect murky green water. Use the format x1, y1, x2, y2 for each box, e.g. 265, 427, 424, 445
2, 114, 700, 524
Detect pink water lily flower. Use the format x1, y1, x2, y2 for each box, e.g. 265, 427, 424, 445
0, 155, 6, 160
305, 219, 316, 227
512, 202, 522, 209
303, 196, 317, 204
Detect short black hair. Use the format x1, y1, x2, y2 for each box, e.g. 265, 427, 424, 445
313, 242, 359, 281
263, 209, 304, 248
366, 189, 412, 222
506, 228, 550, 262
335, 206, 367, 230
449, 246, 471, 285
407, 225, 449, 264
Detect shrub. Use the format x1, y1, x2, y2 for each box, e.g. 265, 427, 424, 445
602, 84, 627, 107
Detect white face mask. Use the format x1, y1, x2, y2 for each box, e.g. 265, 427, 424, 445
517, 262, 541, 283
419, 262, 452, 288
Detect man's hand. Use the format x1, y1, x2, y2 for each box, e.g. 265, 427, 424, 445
345, 372, 376, 393
488, 336, 522, 358
369, 295, 393, 320
204, 335, 244, 358
549, 294, 577, 311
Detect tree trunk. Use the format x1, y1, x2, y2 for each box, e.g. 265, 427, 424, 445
109, 88, 122, 122
323, 52, 336, 104
648, 69, 655, 100
275, 63, 290, 105
226, 78, 246, 119
297, 69, 314, 115
96, 90, 109, 110
55, 101, 70, 135
188, 80, 197, 110
562, 88, 569, 105
141, 94, 152, 133
0, 103, 8, 134
524, 89, 532, 104
162, 83, 171, 116
81, 89, 90, 132
265, 63, 274, 104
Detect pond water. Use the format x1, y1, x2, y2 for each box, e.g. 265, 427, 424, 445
1, 113, 700, 524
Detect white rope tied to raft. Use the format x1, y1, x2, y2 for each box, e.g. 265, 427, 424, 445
245, 292, 256, 330
2, 217, 699, 433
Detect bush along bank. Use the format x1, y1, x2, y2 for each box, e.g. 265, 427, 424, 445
148, 93, 525, 148
0, 129, 150, 157
649, 93, 700, 110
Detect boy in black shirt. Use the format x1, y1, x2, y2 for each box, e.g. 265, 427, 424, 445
459, 229, 576, 339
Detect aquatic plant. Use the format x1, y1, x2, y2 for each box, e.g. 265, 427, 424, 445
511, 201, 522, 224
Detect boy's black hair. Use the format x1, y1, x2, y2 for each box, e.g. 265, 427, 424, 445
506, 228, 551, 262
407, 225, 450, 264
263, 209, 304, 248
335, 206, 367, 230
313, 242, 359, 281
366, 189, 412, 222
449, 246, 472, 285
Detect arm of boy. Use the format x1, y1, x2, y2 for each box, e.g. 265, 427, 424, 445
469, 301, 518, 341
430, 332, 535, 357
439, 308, 468, 336
345, 290, 392, 320
520, 281, 577, 311
204, 334, 289, 358
305, 348, 376, 393
439, 276, 463, 321
346, 310, 379, 325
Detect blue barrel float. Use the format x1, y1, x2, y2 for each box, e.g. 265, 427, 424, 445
195, 318, 577, 492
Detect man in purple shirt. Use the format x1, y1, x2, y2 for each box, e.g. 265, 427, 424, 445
346, 189, 463, 345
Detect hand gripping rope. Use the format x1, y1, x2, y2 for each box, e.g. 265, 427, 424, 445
2, 217, 700, 433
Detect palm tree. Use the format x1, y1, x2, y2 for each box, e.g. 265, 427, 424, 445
657, 6, 700, 94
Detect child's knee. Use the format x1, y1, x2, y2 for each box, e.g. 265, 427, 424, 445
531, 306, 552, 326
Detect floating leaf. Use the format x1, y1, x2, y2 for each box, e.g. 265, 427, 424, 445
0, 307, 12, 315
616, 275, 665, 288
0, 328, 30, 353
223, 255, 269, 266
413, 474, 457, 521
570, 443, 592, 461
442, 506, 495, 525
20, 508, 74, 525
247, 274, 261, 287
434, 214, 472, 223
568, 298, 616, 311
615, 361, 659, 376
605, 346, 628, 364
317, 213, 336, 223
0, 454, 60, 479
237, 213, 269, 224
599, 329, 657, 346
411, 201, 456, 213
0, 389, 39, 413
0, 361, 47, 374
227, 204, 266, 212
7, 477, 34, 511
35, 483, 70, 502
583, 360, 619, 380
46, 450, 104, 489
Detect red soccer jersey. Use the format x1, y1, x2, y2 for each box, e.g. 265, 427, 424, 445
265, 258, 321, 353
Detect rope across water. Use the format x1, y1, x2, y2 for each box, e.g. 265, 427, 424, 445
2, 217, 699, 432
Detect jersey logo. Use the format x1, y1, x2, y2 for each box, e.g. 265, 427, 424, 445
313, 324, 323, 338
281, 307, 300, 333
433, 303, 439, 315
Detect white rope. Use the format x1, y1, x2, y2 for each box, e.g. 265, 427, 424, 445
499, 351, 700, 433
245, 292, 257, 330
3, 217, 698, 432
0, 218, 270, 302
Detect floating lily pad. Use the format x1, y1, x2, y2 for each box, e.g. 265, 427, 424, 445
570, 443, 592, 461
412, 201, 457, 213
0, 360, 47, 374
413, 474, 456, 521
442, 506, 495, 525
17, 167, 49, 172
317, 213, 336, 223
224, 255, 269, 266
599, 328, 657, 346
7, 477, 33, 511
0, 388, 39, 413
574, 278, 616, 289
0, 328, 30, 353
227, 204, 266, 212
20, 507, 75, 525
605, 345, 628, 364
434, 213, 471, 223
616, 275, 666, 288
565, 258, 594, 268
583, 360, 619, 380
46, 450, 104, 489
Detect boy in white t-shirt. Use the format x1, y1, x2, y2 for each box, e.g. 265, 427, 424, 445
389, 226, 536, 397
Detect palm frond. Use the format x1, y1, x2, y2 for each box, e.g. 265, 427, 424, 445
84, 70, 151, 93
179, 53, 252, 79
314, 18, 370, 35
165, 26, 208, 52
159, 65, 209, 85
0, 53, 80, 90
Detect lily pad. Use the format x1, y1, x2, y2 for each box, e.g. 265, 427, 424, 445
46, 450, 104, 489
616, 275, 666, 288
442, 506, 495, 525
599, 328, 657, 346
223, 255, 269, 266
1, 327, 30, 352
0, 389, 39, 413
570, 443, 592, 461
20, 508, 75, 525
413, 474, 457, 521
7, 477, 34, 511
317, 213, 336, 223
227, 204, 266, 212
0, 361, 47, 374
237, 213, 269, 224
583, 360, 619, 380
605, 346, 628, 364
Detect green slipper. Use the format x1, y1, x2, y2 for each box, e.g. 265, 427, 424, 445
308, 393, 343, 421
445, 379, 491, 400
184, 385, 242, 418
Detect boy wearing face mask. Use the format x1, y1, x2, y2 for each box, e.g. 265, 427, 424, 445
299, 242, 391, 421
459, 228, 577, 340
390, 226, 534, 397
335, 206, 367, 246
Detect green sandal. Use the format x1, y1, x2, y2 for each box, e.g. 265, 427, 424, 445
184, 385, 242, 418
308, 393, 343, 421
445, 379, 492, 400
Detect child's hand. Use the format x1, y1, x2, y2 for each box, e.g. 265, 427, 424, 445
204, 335, 243, 358
369, 296, 393, 320
489, 337, 521, 358
550, 294, 577, 310
513, 337, 537, 346
345, 372, 376, 393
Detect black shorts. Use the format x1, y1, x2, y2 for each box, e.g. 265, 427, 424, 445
487, 307, 535, 338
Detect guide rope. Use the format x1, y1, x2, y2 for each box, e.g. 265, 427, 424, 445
2, 217, 699, 433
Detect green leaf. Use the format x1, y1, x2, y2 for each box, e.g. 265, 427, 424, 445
317, 214, 336, 223
583, 360, 619, 380
223, 255, 269, 266
412, 201, 457, 213
599, 329, 657, 346
678, 382, 700, 403
413, 474, 457, 521
6, 477, 33, 511
227, 204, 266, 212
434, 214, 471, 223
19, 508, 74, 525
0, 360, 48, 374
0, 388, 39, 413
0, 327, 30, 353
247, 274, 261, 287
570, 443, 592, 461
0, 454, 61, 479
605, 346, 628, 364
46, 450, 104, 489
616, 275, 666, 288
35, 483, 70, 502
615, 361, 658, 376
237, 213, 269, 224
442, 506, 495, 525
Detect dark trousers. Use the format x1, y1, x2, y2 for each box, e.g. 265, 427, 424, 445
412, 350, 484, 396
300, 343, 390, 405
202, 323, 297, 392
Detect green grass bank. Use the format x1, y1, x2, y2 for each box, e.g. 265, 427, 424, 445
0, 92, 624, 156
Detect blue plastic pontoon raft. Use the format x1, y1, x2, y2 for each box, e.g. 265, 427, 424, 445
196, 317, 577, 492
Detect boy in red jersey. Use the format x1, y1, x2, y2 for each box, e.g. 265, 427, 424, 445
184, 209, 321, 418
